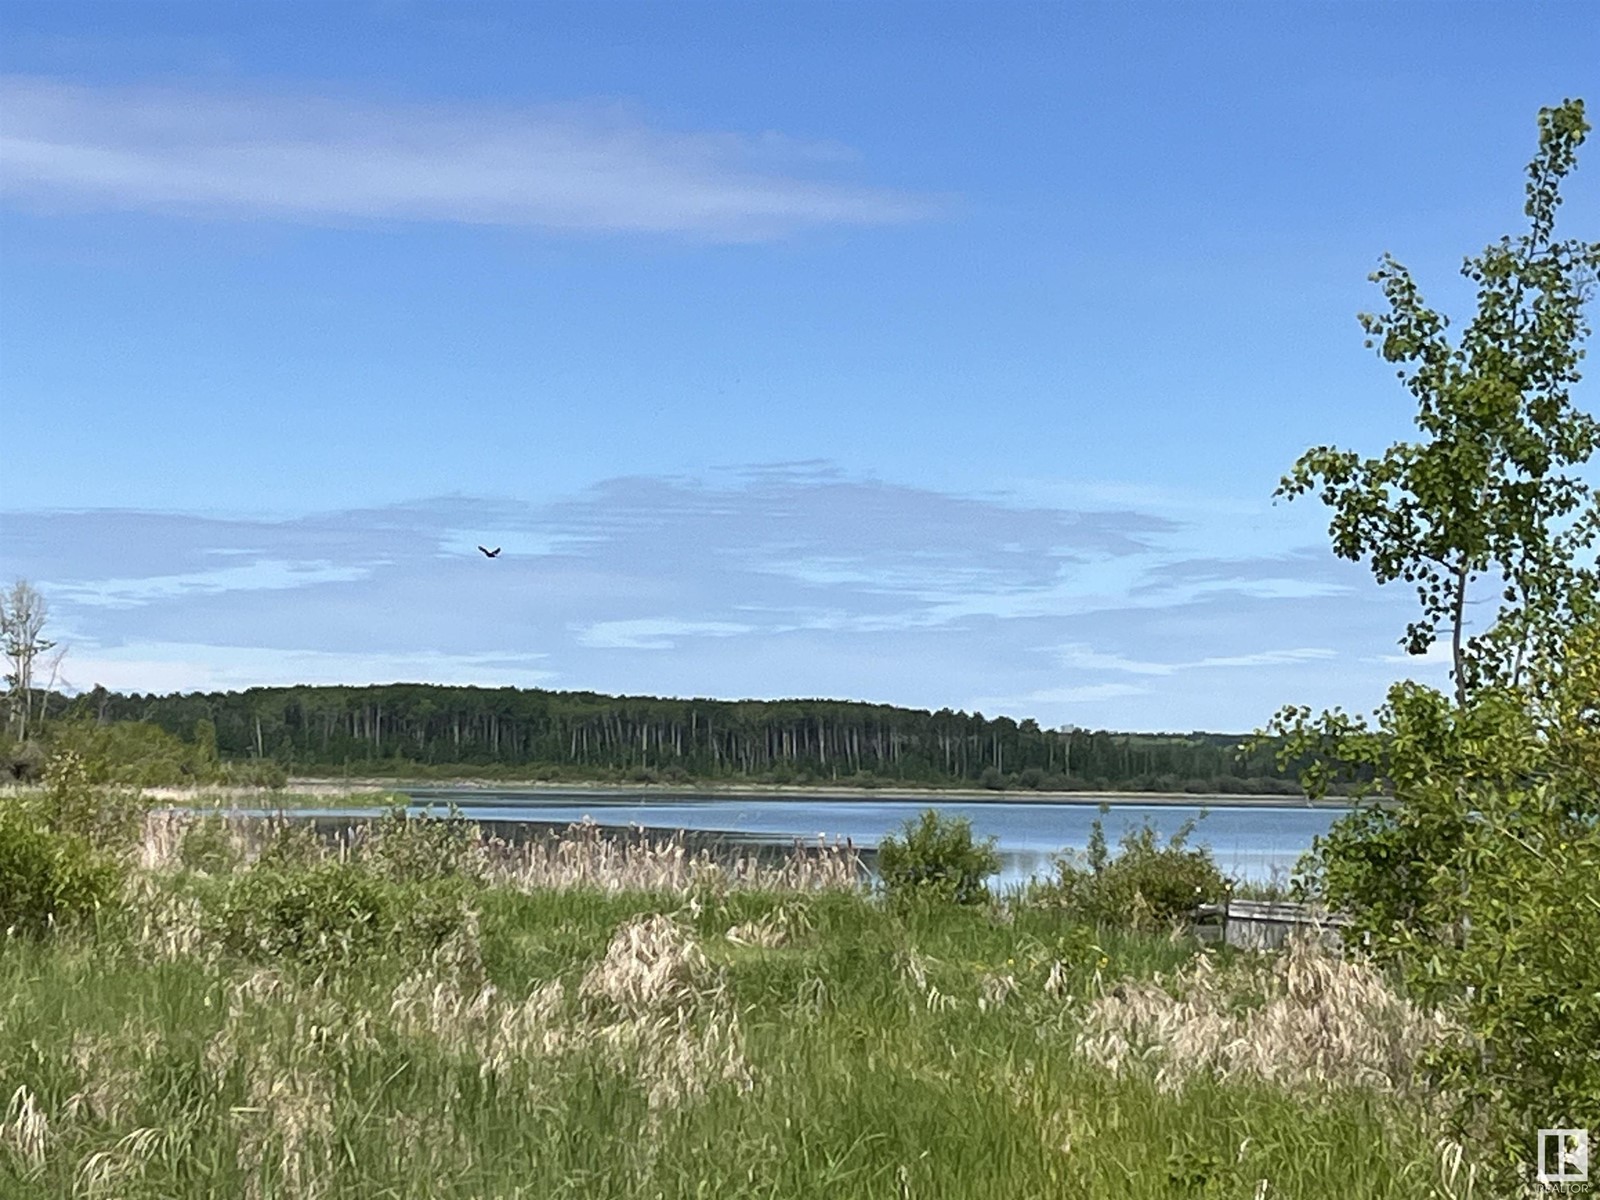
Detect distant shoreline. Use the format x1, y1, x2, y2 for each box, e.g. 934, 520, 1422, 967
136, 777, 1361, 810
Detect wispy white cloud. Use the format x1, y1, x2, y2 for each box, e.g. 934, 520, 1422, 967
576, 618, 756, 651
1373, 641, 1454, 667
976, 683, 1150, 709
1056, 645, 1177, 676
1182, 577, 1348, 601
46, 559, 376, 608
1054, 643, 1335, 677
0, 75, 938, 240
1192, 648, 1337, 669
58, 643, 555, 694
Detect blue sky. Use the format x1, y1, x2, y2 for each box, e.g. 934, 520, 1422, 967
2, 1, 1597, 732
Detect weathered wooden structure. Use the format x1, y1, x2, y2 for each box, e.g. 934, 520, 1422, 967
1192, 899, 1350, 951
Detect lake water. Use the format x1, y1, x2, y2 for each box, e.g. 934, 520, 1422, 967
382, 788, 1345, 888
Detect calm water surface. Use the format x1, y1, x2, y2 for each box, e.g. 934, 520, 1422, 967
378, 788, 1344, 887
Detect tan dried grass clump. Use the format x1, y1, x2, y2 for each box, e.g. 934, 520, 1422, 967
136, 810, 188, 871
581, 914, 718, 1017
1043, 958, 1072, 1000
138, 809, 314, 873
580, 915, 754, 1113
486, 821, 863, 895
389, 973, 569, 1073
0, 1085, 49, 1175
142, 811, 863, 896
123, 875, 211, 962
1434, 1137, 1483, 1200
232, 1052, 335, 1200
73, 1126, 173, 1198
428, 902, 487, 980
63, 1031, 140, 1127
597, 1008, 754, 1112
204, 969, 293, 1081
389, 973, 498, 1046
725, 901, 815, 949
1076, 935, 1454, 1094
898, 947, 932, 993
200, 973, 343, 1200
387, 913, 752, 1114
895, 947, 961, 1014
978, 971, 1018, 1012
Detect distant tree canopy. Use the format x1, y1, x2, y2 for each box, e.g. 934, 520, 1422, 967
52, 683, 1303, 793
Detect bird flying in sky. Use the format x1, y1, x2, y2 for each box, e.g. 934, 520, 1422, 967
477, 545, 501, 558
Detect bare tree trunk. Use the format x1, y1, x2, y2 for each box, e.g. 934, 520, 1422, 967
1450, 558, 1471, 707
2, 581, 56, 743
35, 646, 68, 727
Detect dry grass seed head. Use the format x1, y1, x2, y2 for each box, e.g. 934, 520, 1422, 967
390, 970, 571, 1077
1434, 1137, 1482, 1200
1, 1086, 49, 1175
484, 821, 861, 895
123, 874, 211, 962
1075, 935, 1452, 1095
580, 914, 718, 1017
487, 980, 570, 1070
389, 972, 498, 1048
725, 901, 814, 949
138, 809, 256, 872
978, 972, 1018, 1012
73, 1126, 171, 1198
205, 969, 319, 1085
63, 1033, 140, 1127
136, 810, 188, 871
598, 1008, 753, 1114
578, 915, 753, 1113
897, 948, 931, 993
233, 1045, 335, 1200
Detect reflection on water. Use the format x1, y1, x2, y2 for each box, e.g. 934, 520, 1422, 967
381, 788, 1343, 887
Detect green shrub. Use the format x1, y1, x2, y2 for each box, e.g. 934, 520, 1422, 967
361, 804, 481, 884
1260, 619, 1600, 1187
213, 861, 472, 968
1028, 817, 1226, 929
1415, 808, 1600, 1164
1100, 821, 1227, 926
0, 805, 123, 935
876, 809, 1001, 906
41, 749, 147, 855
47, 719, 201, 787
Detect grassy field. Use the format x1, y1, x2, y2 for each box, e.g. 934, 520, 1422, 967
0, 810, 1480, 1199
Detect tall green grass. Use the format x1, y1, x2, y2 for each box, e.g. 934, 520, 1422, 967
0, 812, 1477, 1198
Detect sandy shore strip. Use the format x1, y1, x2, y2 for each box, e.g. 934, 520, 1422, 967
122, 777, 1357, 809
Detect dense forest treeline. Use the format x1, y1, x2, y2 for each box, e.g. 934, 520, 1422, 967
50, 683, 1305, 793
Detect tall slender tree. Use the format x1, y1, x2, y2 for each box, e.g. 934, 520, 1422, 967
1, 579, 58, 742
1277, 99, 1600, 705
